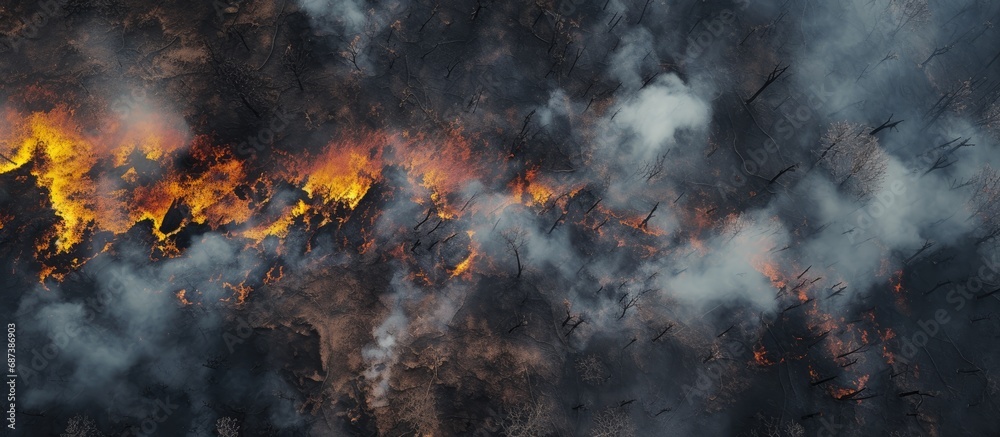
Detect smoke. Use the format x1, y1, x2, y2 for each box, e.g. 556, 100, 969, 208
611, 74, 712, 164
11, 235, 304, 434
297, 0, 369, 33
4, 0, 1000, 434
361, 275, 410, 408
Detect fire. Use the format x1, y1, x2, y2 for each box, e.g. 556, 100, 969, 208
449, 248, 477, 278
224, 281, 253, 305
753, 343, 775, 366
2, 109, 117, 253
883, 345, 895, 364
176, 289, 192, 306
829, 374, 870, 400
297, 140, 384, 210
242, 200, 312, 241
131, 136, 254, 233
449, 231, 477, 279
264, 265, 284, 285
0, 106, 484, 283
890, 269, 904, 293
512, 168, 554, 207
510, 167, 585, 215
880, 328, 897, 364
753, 259, 787, 291
400, 129, 482, 220
420, 169, 459, 219
526, 181, 554, 206
795, 288, 809, 303
0, 107, 189, 258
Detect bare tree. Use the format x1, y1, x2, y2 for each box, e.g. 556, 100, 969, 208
342, 35, 364, 72
968, 165, 1000, 244
639, 152, 669, 182
65, 0, 128, 22
501, 227, 528, 279
977, 103, 1000, 138
945, 80, 973, 113
618, 286, 652, 320
502, 398, 556, 437
815, 122, 888, 200
745, 64, 789, 105
214, 59, 269, 119
887, 0, 931, 36
398, 388, 440, 435
61, 415, 104, 437
282, 43, 310, 91
590, 407, 635, 437
215, 416, 240, 437
923, 137, 974, 175
575, 355, 610, 385
722, 213, 753, 242
746, 413, 805, 437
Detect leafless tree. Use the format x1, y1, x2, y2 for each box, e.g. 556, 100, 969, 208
501, 398, 556, 437
501, 227, 528, 279
920, 44, 956, 68
870, 114, 904, 135
857, 51, 899, 82
968, 165, 1000, 244
590, 407, 635, 437
746, 413, 805, 436
575, 355, 610, 385
61, 414, 104, 437
815, 122, 888, 200
215, 416, 240, 437
745, 64, 789, 106
399, 388, 440, 435
946, 80, 974, 113
214, 59, 269, 119
887, 0, 931, 36
923, 80, 986, 129
639, 152, 669, 182
65, 0, 128, 21
977, 103, 1000, 138
618, 287, 652, 320
722, 213, 753, 242
282, 43, 310, 91
923, 137, 974, 175
342, 35, 364, 72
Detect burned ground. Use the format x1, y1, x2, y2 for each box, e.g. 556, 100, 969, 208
2, 0, 1000, 435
